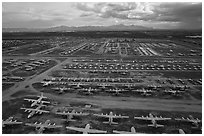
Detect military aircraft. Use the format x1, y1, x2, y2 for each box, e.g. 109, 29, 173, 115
113, 126, 146, 134
24, 93, 50, 107
98, 83, 110, 89
175, 115, 201, 128
80, 87, 100, 95
21, 103, 49, 118
2, 117, 23, 127
55, 109, 89, 122
66, 124, 107, 134
41, 81, 55, 86
70, 82, 84, 89
52, 86, 73, 94
25, 120, 62, 134
134, 113, 171, 128
164, 89, 184, 96
179, 129, 185, 134
132, 88, 154, 96
93, 111, 129, 125
105, 88, 128, 95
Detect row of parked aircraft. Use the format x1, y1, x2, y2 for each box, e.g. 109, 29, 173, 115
42, 81, 185, 96
49, 76, 202, 87
3, 93, 201, 134
42, 77, 194, 89
2, 115, 187, 134
2, 113, 192, 134
55, 109, 201, 129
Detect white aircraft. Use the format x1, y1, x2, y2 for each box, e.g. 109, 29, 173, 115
41, 81, 55, 86
66, 124, 107, 134
113, 126, 146, 134
98, 83, 110, 89
164, 90, 184, 96
24, 93, 50, 107
71, 82, 84, 88
55, 109, 89, 122
80, 87, 99, 95
93, 111, 129, 125
132, 88, 154, 96
134, 113, 171, 128
179, 129, 185, 134
52, 87, 72, 94
175, 115, 201, 128
2, 117, 23, 127
21, 103, 49, 118
105, 88, 128, 95
25, 120, 62, 134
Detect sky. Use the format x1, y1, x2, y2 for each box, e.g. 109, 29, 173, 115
2, 2, 202, 29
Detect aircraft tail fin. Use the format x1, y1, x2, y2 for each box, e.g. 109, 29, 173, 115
179, 129, 185, 134
130, 127, 136, 133
103, 121, 118, 125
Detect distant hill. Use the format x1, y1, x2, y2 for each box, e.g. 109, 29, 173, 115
3, 24, 153, 32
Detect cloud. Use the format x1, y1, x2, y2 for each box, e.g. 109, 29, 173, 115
2, 2, 202, 29
75, 2, 202, 29
75, 2, 154, 20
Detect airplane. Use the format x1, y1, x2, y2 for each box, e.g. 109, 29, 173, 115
41, 81, 55, 86
52, 86, 73, 94
24, 93, 50, 107
179, 129, 185, 134
80, 87, 100, 95
55, 109, 89, 122
113, 126, 146, 134
2, 117, 23, 127
105, 88, 128, 95
93, 111, 129, 125
72, 82, 84, 89
164, 89, 184, 96
134, 113, 171, 128
148, 119, 164, 128
175, 115, 201, 128
132, 88, 154, 96
66, 124, 107, 134
21, 103, 49, 118
98, 83, 110, 89
25, 120, 62, 134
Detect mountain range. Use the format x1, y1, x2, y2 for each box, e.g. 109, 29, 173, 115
3, 24, 153, 32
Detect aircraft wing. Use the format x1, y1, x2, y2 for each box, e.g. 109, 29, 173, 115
66, 126, 85, 132
88, 128, 107, 133
3, 120, 22, 125
114, 115, 129, 118
134, 116, 153, 120
93, 113, 111, 118
74, 112, 89, 116
93, 113, 128, 119
113, 130, 132, 134
36, 109, 50, 113
24, 98, 37, 102
55, 112, 70, 115
41, 100, 50, 104
56, 111, 88, 116
25, 123, 39, 127
21, 107, 49, 113
154, 117, 171, 121
5, 117, 13, 122
134, 116, 171, 121
175, 118, 197, 122
45, 124, 62, 129
21, 107, 34, 112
